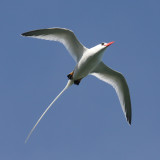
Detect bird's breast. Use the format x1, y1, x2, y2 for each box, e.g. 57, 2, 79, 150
73, 53, 102, 80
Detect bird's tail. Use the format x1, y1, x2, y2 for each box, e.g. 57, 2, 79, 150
25, 80, 73, 143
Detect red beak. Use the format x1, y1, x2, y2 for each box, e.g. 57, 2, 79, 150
104, 41, 115, 47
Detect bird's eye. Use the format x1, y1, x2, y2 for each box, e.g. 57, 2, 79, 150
101, 43, 104, 45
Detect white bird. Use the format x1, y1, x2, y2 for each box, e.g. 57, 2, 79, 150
22, 28, 131, 143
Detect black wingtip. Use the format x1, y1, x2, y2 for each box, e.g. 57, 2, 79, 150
21, 30, 34, 36
126, 109, 132, 125
128, 118, 131, 125
21, 32, 27, 36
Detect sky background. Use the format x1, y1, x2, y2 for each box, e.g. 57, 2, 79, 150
1, 0, 160, 159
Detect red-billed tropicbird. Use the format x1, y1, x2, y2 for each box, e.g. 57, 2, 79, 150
22, 28, 131, 143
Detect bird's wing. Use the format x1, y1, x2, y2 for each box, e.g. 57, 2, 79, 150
90, 62, 132, 124
21, 28, 87, 62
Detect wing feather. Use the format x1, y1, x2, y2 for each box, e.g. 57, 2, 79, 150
91, 62, 132, 124
22, 28, 87, 62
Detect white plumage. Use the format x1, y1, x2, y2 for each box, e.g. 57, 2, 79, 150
22, 28, 131, 143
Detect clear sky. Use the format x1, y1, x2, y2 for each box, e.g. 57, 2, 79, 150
0, 0, 160, 159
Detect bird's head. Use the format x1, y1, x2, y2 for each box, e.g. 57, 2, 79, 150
90, 41, 115, 58
100, 41, 115, 49
94, 41, 115, 53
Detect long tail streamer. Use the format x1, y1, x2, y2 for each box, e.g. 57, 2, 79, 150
25, 80, 73, 143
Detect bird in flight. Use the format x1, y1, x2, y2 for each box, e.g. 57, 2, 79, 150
22, 28, 131, 143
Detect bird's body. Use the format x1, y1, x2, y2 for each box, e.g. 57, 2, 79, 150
22, 28, 132, 142
73, 45, 105, 81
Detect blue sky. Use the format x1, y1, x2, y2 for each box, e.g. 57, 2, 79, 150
1, 0, 160, 159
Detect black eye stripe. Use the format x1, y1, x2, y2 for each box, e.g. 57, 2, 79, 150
101, 43, 104, 45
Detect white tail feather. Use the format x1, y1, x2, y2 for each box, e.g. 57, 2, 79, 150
25, 80, 73, 143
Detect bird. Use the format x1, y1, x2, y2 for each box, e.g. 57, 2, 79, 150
21, 27, 131, 143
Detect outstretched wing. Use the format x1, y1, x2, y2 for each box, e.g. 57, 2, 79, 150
91, 62, 132, 124
22, 28, 87, 62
